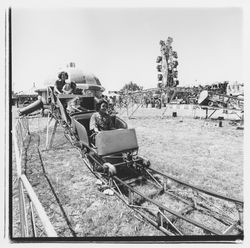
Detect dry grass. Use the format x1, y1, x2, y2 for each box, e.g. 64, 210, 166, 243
123, 107, 243, 199
11, 105, 243, 237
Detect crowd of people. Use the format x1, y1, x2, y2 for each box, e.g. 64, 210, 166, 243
103, 91, 169, 110
106, 81, 236, 110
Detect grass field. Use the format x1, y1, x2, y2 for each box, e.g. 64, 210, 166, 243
11, 106, 244, 237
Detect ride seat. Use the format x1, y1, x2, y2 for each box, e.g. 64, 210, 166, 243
71, 112, 95, 145
71, 112, 127, 147
111, 115, 128, 129
71, 118, 89, 146
95, 128, 138, 156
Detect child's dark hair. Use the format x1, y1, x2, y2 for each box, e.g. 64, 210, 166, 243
96, 99, 108, 111
58, 71, 69, 80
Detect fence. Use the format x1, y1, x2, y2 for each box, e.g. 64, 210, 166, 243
13, 116, 57, 237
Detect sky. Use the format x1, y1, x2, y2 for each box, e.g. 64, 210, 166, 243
11, 5, 244, 93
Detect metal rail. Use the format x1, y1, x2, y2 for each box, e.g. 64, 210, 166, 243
147, 168, 243, 205
113, 176, 222, 235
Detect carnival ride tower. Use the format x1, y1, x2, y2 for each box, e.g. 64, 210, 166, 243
156, 37, 179, 88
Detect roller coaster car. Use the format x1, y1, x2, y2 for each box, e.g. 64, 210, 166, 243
72, 113, 150, 180
49, 88, 150, 180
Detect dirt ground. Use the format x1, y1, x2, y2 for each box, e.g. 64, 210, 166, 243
11, 105, 243, 238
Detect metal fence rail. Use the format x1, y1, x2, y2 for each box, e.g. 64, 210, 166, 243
13, 117, 57, 237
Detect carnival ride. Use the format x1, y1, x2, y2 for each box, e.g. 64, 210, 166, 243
114, 37, 244, 120
197, 89, 244, 120
156, 37, 244, 117
16, 77, 243, 237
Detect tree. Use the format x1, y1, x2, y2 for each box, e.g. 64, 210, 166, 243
121, 81, 143, 92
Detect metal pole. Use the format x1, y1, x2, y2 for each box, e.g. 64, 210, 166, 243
13, 125, 22, 177
21, 175, 57, 237
45, 114, 53, 149
128, 189, 133, 205
48, 120, 58, 149
18, 179, 25, 237
161, 105, 168, 119
129, 103, 142, 119
29, 200, 37, 237
236, 203, 243, 227
159, 209, 183, 235
18, 179, 29, 237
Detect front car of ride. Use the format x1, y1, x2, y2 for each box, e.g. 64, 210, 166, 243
70, 106, 150, 178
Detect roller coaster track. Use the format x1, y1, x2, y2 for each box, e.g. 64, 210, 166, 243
48, 109, 243, 237
80, 156, 243, 236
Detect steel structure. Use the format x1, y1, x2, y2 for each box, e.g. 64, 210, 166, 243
157, 37, 179, 88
